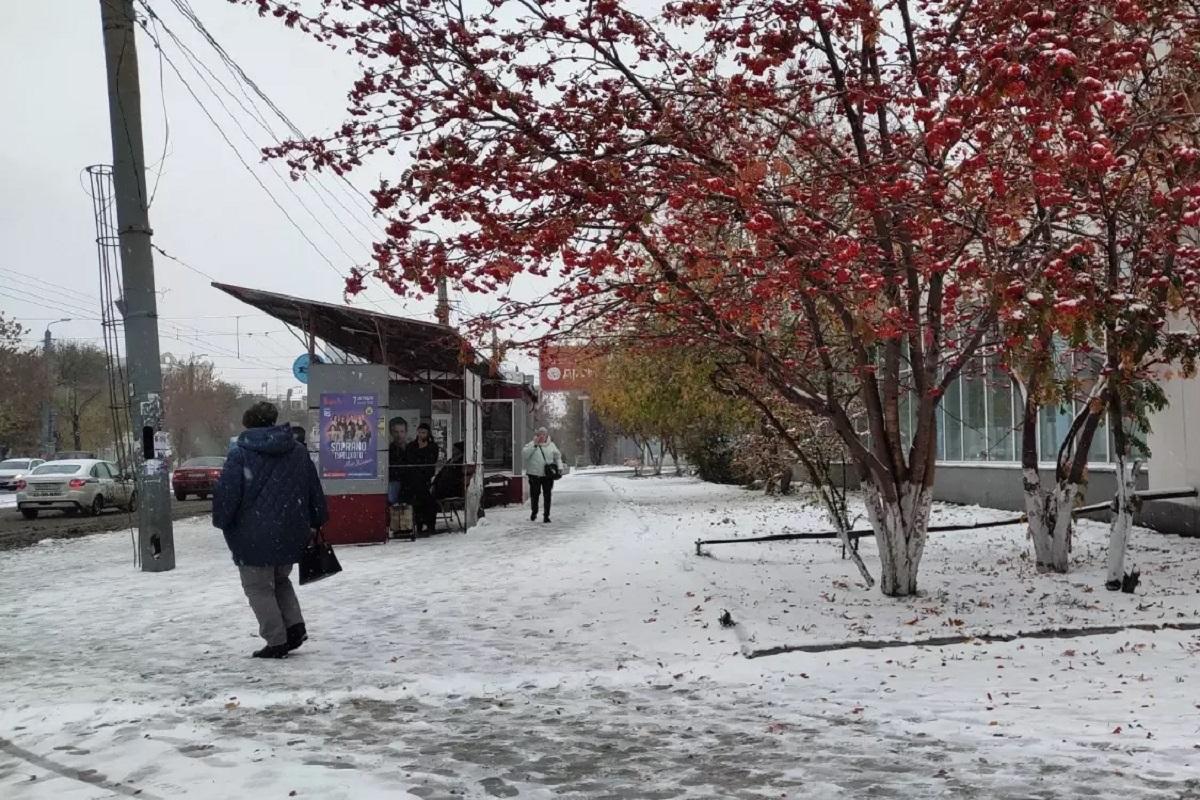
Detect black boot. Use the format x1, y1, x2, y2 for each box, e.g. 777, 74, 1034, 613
252, 644, 289, 659
530, 509, 537, 522
286, 623, 307, 652
543, 516, 550, 524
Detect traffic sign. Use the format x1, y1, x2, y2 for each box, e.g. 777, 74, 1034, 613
293, 353, 322, 384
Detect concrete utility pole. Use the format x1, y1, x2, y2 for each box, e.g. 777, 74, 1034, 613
436, 276, 451, 326
40, 319, 71, 457
100, 0, 175, 571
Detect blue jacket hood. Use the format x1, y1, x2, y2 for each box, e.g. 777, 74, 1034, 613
237, 424, 298, 456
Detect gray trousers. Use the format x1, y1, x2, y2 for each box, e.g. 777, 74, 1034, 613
238, 564, 303, 646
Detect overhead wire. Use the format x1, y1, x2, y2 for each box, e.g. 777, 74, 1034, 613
0, 287, 103, 321
146, 7, 171, 210
132, 9, 358, 289
0, 266, 104, 307
150, 0, 411, 315
168, 0, 390, 241
135, 2, 399, 317
145, 9, 362, 267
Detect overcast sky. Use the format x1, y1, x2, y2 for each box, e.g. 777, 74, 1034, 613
1, 1, 536, 395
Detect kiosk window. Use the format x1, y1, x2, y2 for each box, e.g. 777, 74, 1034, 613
482, 401, 514, 471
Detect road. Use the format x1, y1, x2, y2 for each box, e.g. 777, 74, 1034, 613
0, 494, 212, 551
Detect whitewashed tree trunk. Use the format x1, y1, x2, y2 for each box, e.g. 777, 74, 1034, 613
821, 486, 874, 588
1024, 471, 1078, 573
1105, 454, 1137, 588
863, 481, 932, 597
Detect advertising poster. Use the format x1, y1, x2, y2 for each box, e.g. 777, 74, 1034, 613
319, 393, 379, 480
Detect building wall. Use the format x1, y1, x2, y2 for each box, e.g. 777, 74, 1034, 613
931, 464, 1147, 514
1144, 369, 1200, 536
794, 462, 1153, 524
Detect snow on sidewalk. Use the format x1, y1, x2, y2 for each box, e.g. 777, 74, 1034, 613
1, 472, 1198, 799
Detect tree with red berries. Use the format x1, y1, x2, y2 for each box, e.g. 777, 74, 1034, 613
990, 2, 1200, 579
239, 0, 1199, 595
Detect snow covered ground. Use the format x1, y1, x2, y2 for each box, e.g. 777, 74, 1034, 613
0, 492, 16, 510
2, 471, 1199, 799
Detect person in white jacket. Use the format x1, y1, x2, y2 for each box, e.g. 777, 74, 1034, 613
522, 427, 563, 524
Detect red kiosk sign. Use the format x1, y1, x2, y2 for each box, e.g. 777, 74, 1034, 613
539, 346, 598, 392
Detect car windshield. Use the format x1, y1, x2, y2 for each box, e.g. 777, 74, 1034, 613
0, 460, 31, 470
32, 463, 84, 476
182, 458, 225, 468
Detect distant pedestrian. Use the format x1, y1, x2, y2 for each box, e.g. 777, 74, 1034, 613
522, 427, 563, 524
213, 401, 329, 659
406, 422, 440, 534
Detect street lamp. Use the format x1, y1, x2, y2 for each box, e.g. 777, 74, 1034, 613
43, 318, 72, 350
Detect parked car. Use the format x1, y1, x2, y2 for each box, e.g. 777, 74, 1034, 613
172, 456, 226, 501
0, 458, 45, 491
15, 459, 137, 520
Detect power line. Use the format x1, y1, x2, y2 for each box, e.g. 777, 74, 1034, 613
151, 243, 217, 281
0, 288, 101, 321
166, 0, 389, 241
133, 12, 350, 284
0, 266, 103, 306
146, 5, 171, 209
143, 9, 364, 269
144, 0, 408, 315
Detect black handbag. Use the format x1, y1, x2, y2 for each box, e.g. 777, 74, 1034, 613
299, 530, 342, 585
539, 446, 562, 481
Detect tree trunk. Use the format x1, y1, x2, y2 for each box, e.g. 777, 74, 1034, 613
820, 483, 873, 587
1016, 375, 1104, 574
1104, 387, 1140, 590
1105, 451, 1138, 590
778, 466, 793, 496
1025, 474, 1077, 573
862, 480, 932, 597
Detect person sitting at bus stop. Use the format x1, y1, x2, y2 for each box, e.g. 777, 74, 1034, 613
432, 441, 466, 501
212, 401, 329, 659
406, 422, 439, 534
387, 418, 409, 506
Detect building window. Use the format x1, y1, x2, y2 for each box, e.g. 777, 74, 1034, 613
961, 370, 988, 461
942, 374, 963, 461
986, 360, 1015, 462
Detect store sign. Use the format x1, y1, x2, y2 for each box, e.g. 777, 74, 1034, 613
539, 346, 599, 392
319, 393, 379, 480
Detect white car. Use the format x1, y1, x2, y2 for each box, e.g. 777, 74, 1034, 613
0, 458, 44, 491
15, 460, 137, 520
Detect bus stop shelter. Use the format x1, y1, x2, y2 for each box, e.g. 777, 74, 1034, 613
214, 282, 487, 544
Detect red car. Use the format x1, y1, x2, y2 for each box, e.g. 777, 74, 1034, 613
173, 457, 226, 501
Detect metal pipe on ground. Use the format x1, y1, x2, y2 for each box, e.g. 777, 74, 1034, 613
695, 487, 1200, 555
